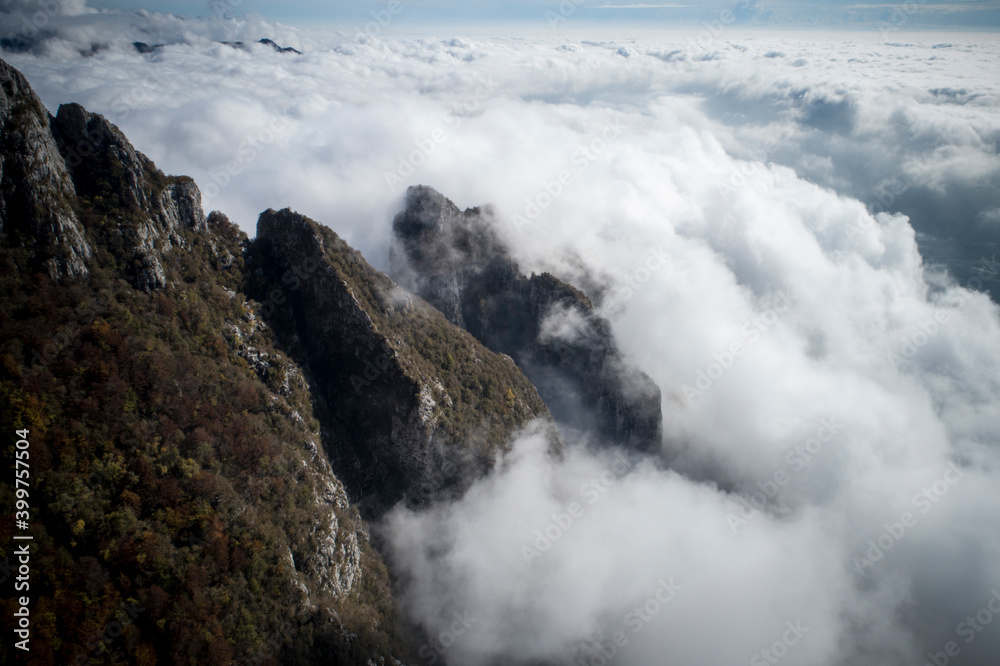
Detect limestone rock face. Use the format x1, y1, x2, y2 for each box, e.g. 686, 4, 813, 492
50, 101, 207, 290
0, 59, 91, 280
392, 184, 663, 452
251, 207, 553, 515
0, 58, 413, 663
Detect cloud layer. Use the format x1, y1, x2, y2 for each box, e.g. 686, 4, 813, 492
4, 9, 1000, 665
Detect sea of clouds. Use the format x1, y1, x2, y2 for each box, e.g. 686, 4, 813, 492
3, 2, 1000, 665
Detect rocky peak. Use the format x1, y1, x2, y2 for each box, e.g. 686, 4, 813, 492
1, 59, 423, 663
0, 58, 36, 116
50, 100, 207, 289
251, 207, 553, 516
3, 58, 575, 663
391, 184, 514, 327
1, 55, 210, 289
52, 102, 152, 213
0, 58, 91, 280
391, 184, 663, 452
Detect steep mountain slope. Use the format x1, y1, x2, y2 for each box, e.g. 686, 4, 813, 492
391, 185, 663, 452
248, 207, 552, 515
0, 60, 91, 280
0, 58, 551, 665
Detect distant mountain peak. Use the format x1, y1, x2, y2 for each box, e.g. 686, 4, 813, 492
392, 184, 663, 452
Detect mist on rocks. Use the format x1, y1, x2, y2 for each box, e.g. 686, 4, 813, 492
4, 3, 999, 664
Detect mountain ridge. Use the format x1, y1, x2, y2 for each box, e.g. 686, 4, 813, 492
0, 57, 555, 665
391, 184, 664, 453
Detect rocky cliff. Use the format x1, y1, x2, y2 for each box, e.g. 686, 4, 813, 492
248, 207, 552, 515
0, 59, 91, 280
50, 99, 209, 291
0, 58, 557, 665
391, 184, 663, 452
1, 57, 415, 665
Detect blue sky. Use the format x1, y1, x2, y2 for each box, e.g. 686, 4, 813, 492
84, 0, 1000, 29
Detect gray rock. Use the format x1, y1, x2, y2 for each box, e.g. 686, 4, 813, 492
392, 184, 663, 452
252, 207, 553, 515
0, 57, 407, 662
50, 100, 207, 290
0, 58, 91, 280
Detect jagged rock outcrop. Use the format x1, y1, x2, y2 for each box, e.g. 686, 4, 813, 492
221, 39, 302, 54
250, 207, 553, 515
0, 56, 618, 665
258, 38, 302, 54
0, 58, 411, 665
391, 184, 663, 452
49, 101, 208, 291
133, 41, 163, 54
0, 59, 91, 280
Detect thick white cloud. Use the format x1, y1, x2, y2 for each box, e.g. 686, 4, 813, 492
4, 13, 1000, 665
